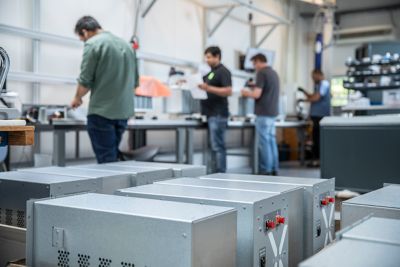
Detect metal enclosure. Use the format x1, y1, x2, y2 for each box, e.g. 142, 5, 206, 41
72, 164, 174, 186
27, 193, 237, 267
202, 173, 336, 257
20, 166, 132, 194
0, 224, 25, 267
157, 177, 304, 267
341, 185, 400, 228
0, 171, 100, 266
320, 116, 400, 192
338, 217, 400, 246
109, 161, 207, 177
117, 183, 290, 267
298, 239, 400, 267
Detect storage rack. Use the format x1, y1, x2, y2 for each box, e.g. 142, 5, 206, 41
343, 55, 400, 92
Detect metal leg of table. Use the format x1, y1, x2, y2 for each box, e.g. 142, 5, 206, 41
252, 127, 259, 174
175, 128, 185, 163
202, 129, 210, 171
185, 128, 194, 164
34, 131, 41, 154
298, 127, 306, 166
53, 130, 66, 166
75, 130, 80, 159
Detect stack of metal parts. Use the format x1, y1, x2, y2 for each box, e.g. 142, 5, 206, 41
117, 183, 291, 267
109, 160, 207, 177
0, 171, 101, 266
157, 177, 304, 267
341, 184, 400, 228
299, 217, 400, 267
201, 173, 336, 258
26, 193, 237, 267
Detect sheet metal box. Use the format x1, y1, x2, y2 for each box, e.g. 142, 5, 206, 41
341, 185, 400, 228
157, 177, 304, 267
0, 224, 26, 267
202, 173, 336, 257
0, 171, 100, 228
27, 193, 237, 267
0, 171, 100, 266
117, 183, 290, 267
72, 163, 174, 186
298, 239, 400, 267
338, 217, 400, 246
20, 166, 132, 194
110, 160, 207, 177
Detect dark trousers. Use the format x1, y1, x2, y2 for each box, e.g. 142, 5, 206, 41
87, 114, 127, 164
311, 116, 323, 160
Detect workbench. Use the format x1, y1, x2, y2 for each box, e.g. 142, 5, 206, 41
33, 119, 308, 174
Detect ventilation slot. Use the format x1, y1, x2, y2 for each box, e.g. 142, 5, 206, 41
17, 210, 25, 228
99, 258, 112, 267
58, 250, 70, 267
5, 209, 13, 225
121, 262, 135, 267
78, 253, 90, 267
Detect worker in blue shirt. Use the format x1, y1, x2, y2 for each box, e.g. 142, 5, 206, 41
299, 69, 331, 167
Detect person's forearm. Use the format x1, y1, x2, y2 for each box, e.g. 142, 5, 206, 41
246, 87, 262, 100
75, 84, 90, 99
307, 94, 320, 102
207, 86, 232, 97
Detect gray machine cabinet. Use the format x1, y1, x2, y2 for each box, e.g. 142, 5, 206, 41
320, 116, 400, 192
110, 160, 207, 177
27, 193, 237, 267
338, 217, 400, 246
0, 171, 100, 267
202, 173, 336, 257
0, 171, 100, 228
117, 183, 290, 267
72, 164, 174, 186
20, 166, 132, 194
341, 185, 400, 228
298, 239, 400, 267
157, 177, 304, 267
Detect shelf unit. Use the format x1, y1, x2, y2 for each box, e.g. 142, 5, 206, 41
343, 57, 400, 91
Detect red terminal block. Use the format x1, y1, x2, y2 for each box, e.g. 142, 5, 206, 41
320, 198, 328, 206
327, 196, 335, 204
276, 215, 285, 225
266, 220, 276, 230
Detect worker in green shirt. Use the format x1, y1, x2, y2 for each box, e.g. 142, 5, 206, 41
71, 16, 138, 163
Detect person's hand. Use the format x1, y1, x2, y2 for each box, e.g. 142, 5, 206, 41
241, 89, 250, 97
71, 96, 83, 109
198, 83, 209, 91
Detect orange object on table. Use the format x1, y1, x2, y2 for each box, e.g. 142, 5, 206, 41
135, 76, 171, 97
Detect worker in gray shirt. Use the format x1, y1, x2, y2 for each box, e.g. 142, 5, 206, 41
241, 53, 280, 175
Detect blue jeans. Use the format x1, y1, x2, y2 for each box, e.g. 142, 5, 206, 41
208, 116, 228, 173
87, 114, 127, 164
255, 116, 279, 173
